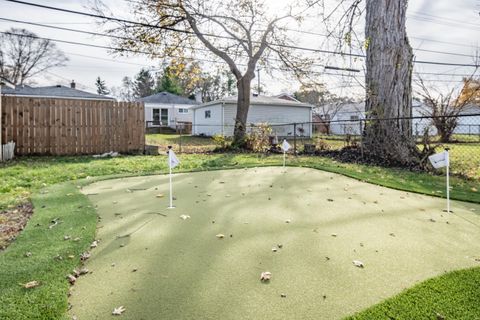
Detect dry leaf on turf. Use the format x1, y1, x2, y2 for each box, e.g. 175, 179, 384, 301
260, 272, 272, 281
156, 194, 164, 198
353, 260, 365, 268
216, 234, 225, 239
112, 306, 126, 315
22, 280, 40, 289
90, 240, 98, 248
67, 274, 77, 284
179, 215, 191, 220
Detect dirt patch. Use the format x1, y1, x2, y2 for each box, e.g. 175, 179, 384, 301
0, 203, 34, 250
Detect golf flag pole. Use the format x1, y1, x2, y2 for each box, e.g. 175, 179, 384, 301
281, 139, 291, 168
428, 148, 450, 213
446, 148, 450, 213
167, 146, 180, 209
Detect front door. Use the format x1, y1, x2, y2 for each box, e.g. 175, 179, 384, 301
152, 108, 169, 126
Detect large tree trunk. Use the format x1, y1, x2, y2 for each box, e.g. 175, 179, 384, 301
233, 76, 253, 146
363, 0, 420, 165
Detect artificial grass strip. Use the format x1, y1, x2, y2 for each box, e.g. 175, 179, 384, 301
0, 182, 96, 320
347, 267, 480, 320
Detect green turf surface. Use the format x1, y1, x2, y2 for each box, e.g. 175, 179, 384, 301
0, 182, 96, 320
68, 167, 480, 320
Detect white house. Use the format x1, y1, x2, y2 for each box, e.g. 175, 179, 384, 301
319, 100, 480, 136
192, 95, 313, 137
141, 92, 200, 129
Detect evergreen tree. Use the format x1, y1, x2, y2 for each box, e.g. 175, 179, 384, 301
95, 76, 109, 95
155, 66, 183, 96
133, 68, 155, 98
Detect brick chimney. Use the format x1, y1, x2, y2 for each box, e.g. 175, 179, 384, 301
70, 80, 76, 89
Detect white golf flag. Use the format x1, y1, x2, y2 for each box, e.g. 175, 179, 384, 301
281, 139, 291, 152
428, 151, 449, 169
168, 149, 180, 169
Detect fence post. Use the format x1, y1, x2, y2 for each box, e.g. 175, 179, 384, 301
359, 119, 364, 159
293, 123, 297, 155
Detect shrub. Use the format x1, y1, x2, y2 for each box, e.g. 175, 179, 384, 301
212, 134, 230, 149
247, 123, 273, 152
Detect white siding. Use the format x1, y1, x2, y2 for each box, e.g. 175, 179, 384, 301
193, 103, 312, 137
193, 104, 224, 136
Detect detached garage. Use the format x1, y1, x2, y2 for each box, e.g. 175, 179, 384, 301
192, 95, 313, 138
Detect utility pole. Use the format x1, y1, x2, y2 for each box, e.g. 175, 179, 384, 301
257, 67, 261, 95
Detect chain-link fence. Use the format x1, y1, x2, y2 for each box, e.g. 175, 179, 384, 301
145, 114, 480, 179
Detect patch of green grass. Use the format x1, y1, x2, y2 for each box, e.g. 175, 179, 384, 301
146, 134, 217, 153
0, 182, 96, 320
346, 267, 480, 320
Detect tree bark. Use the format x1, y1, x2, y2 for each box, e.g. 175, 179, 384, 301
363, 0, 420, 165
233, 75, 254, 145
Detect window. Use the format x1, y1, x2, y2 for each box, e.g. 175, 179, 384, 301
350, 115, 359, 121
205, 110, 211, 118
178, 108, 189, 114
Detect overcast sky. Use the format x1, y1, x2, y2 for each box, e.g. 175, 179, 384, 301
0, 0, 479, 98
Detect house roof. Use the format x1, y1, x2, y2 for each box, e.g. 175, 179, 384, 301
192, 95, 312, 109
140, 91, 200, 105
1, 85, 115, 101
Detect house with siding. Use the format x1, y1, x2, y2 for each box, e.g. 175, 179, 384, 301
140, 92, 199, 129
192, 95, 313, 137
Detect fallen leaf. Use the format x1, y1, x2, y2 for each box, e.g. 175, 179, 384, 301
112, 306, 126, 315
353, 260, 364, 268
156, 194, 164, 198
472, 188, 478, 192
216, 234, 225, 239
67, 274, 76, 285
90, 240, 98, 248
80, 252, 90, 261
64, 235, 71, 241
23, 280, 40, 289
327, 199, 334, 202
260, 272, 272, 281
272, 247, 277, 252
429, 218, 436, 223
179, 215, 191, 220
280, 293, 287, 298
331, 233, 338, 237
25, 252, 32, 257
285, 219, 291, 224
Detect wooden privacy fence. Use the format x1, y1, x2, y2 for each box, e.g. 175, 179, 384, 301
1, 97, 145, 155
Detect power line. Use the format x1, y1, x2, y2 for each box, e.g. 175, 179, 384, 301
4, 0, 480, 68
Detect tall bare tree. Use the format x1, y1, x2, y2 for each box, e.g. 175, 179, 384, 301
313, 0, 423, 165
95, 0, 314, 145
0, 28, 68, 85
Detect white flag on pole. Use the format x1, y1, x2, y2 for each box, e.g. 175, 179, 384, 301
428, 151, 449, 169
168, 149, 180, 168
281, 139, 291, 152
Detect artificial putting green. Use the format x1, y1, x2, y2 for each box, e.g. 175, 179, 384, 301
69, 167, 480, 319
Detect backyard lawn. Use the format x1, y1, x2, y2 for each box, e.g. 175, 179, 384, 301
1, 154, 479, 319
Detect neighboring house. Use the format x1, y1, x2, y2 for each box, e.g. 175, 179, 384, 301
1, 81, 115, 101
412, 102, 480, 136
140, 92, 200, 129
192, 95, 313, 137
315, 102, 365, 135
319, 100, 480, 136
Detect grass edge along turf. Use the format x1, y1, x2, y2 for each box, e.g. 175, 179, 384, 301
0, 182, 97, 320
346, 266, 480, 320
